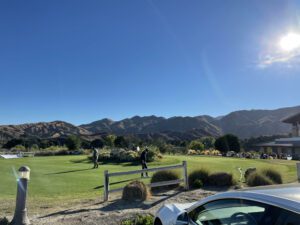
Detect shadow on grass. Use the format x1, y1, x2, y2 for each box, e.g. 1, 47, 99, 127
100, 160, 141, 167
45, 168, 93, 175
39, 190, 183, 218
69, 158, 91, 164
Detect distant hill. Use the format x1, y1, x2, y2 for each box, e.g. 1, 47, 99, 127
80, 106, 300, 139
1, 105, 300, 143
79, 115, 221, 137
219, 106, 300, 138
0, 121, 91, 143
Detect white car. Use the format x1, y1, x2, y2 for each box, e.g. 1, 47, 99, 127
154, 184, 300, 225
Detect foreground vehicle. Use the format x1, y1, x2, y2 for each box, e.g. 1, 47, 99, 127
154, 184, 300, 225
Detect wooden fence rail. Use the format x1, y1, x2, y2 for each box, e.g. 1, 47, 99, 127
103, 161, 188, 201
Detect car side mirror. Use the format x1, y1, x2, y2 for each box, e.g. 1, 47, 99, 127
176, 212, 189, 225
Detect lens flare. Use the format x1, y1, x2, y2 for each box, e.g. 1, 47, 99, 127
279, 33, 300, 51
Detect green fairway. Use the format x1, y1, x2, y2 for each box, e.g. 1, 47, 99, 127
0, 155, 298, 215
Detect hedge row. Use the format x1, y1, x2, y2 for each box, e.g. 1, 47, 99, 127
188, 169, 236, 188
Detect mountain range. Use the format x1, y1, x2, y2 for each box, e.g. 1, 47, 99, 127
1, 105, 300, 143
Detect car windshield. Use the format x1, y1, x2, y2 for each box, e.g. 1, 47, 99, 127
190, 199, 281, 225
196, 206, 265, 224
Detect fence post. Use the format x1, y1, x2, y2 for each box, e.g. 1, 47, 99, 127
104, 170, 109, 201
182, 161, 189, 190
297, 163, 300, 182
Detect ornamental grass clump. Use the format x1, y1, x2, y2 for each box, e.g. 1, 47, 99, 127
244, 168, 256, 180
261, 168, 282, 184
122, 180, 150, 202
208, 172, 236, 187
246, 172, 274, 187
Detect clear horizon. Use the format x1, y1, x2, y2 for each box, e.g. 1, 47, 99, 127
1, 1, 300, 125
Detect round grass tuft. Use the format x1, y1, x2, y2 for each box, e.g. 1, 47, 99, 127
122, 180, 150, 202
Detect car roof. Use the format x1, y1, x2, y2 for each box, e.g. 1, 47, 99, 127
188, 184, 300, 214
241, 183, 300, 202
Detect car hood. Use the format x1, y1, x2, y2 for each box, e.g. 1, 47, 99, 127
156, 202, 196, 225
170, 202, 196, 211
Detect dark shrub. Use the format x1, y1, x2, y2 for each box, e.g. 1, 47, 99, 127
215, 134, 240, 153
55, 150, 70, 156
146, 147, 161, 162
119, 150, 138, 162
244, 168, 256, 180
151, 170, 180, 192
122, 180, 149, 202
246, 172, 274, 187
193, 179, 203, 188
208, 172, 235, 187
0, 217, 9, 225
188, 169, 210, 188
261, 168, 282, 184
66, 135, 82, 150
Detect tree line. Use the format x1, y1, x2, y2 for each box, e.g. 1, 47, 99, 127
1, 133, 283, 153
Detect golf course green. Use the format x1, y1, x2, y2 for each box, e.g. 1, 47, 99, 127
0, 154, 298, 215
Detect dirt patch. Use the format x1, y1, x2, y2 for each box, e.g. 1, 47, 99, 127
25, 188, 217, 225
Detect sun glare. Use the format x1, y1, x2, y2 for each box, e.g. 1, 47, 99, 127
279, 32, 300, 52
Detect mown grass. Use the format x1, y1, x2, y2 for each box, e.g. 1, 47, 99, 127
0, 154, 298, 216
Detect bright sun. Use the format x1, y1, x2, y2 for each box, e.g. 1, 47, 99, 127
279, 32, 300, 51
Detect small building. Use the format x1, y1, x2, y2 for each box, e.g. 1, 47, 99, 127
257, 112, 300, 159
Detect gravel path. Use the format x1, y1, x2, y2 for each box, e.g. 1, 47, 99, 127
28, 189, 217, 225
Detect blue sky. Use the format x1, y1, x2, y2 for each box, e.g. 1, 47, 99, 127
1, 0, 300, 125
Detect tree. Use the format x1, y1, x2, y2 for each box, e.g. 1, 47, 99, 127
3, 139, 24, 149
153, 138, 170, 154
200, 136, 215, 149
30, 144, 39, 151
66, 135, 82, 150
189, 140, 205, 151
215, 134, 240, 153
104, 134, 116, 147
90, 139, 104, 148
114, 136, 128, 148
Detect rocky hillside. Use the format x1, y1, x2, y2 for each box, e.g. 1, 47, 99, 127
0, 121, 91, 141
219, 105, 300, 138
80, 115, 221, 136
81, 105, 300, 139
1, 105, 300, 142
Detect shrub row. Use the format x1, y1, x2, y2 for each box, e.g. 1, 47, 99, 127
35, 149, 85, 156
122, 168, 283, 204
97, 146, 162, 163
188, 169, 235, 188
187, 149, 221, 156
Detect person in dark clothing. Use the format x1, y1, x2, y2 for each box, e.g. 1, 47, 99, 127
140, 148, 149, 177
92, 148, 99, 169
